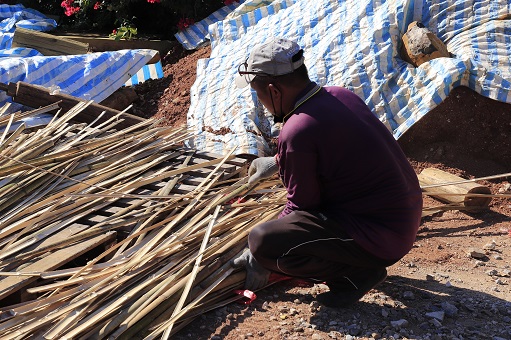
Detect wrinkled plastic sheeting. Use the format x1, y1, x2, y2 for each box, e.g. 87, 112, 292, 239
185, 0, 511, 157
0, 49, 157, 108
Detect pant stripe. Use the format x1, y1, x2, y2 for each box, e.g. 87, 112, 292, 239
276, 237, 354, 275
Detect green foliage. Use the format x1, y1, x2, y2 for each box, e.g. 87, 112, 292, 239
109, 20, 138, 40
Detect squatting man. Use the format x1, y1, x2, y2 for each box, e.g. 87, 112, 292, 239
231, 37, 423, 307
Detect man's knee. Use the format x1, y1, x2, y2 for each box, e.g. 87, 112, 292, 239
248, 221, 271, 256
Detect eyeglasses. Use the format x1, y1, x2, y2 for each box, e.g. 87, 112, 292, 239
237, 59, 272, 78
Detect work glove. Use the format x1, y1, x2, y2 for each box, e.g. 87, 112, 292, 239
231, 248, 271, 291
247, 156, 278, 185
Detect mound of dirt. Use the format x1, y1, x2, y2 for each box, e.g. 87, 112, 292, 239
131, 44, 511, 340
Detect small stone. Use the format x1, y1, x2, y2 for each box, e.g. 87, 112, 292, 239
426, 311, 445, 321
311, 334, 323, 340
347, 324, 361, 336
279, 306, 289, 313
381, 308, 389, 317
499, 183, 511, 193
403, 291, 415, 300
426, 274, 435, 281
445, 281, 452, 287
483, 241, 496, 250
475, 260, 486, 267
494, 255, 503, 260
495, 278, 506, 285
468, 248, 486, 259
390, 319, 409, 328
429, 318, 442, 328
211, 336, 222, 340
440, 301, 459, 317
487, 269, 499, 276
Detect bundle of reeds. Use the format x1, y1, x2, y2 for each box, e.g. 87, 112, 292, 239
0, 102, 287, 339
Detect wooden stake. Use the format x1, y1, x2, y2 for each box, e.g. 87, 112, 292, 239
418, 167, 492, 209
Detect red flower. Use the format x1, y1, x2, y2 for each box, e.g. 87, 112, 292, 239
64, 6, 80, 16
93, 1, 101, 10
224, 0, 239, 5
177, 17, 195, 31
147, 0, 161, 3
112, 29, 117, 34
61, 0, 80, 16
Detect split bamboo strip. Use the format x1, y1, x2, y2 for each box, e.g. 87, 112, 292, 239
421, 172, 511, 188
41, 257, 130, 279
0, 101, 12, 115
0, 271, 41, 276
27, 265, 120, 293
0, 102, 60, 126
162, 205, 221, 337
0, 113, 15, 146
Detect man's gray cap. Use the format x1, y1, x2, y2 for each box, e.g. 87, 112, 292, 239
235, 37, 305, 88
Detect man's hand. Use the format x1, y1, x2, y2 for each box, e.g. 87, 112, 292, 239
247, 156, 278, 184
231, 248, 271, 291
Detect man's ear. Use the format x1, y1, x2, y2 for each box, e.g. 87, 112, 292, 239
268, 83, 281, 99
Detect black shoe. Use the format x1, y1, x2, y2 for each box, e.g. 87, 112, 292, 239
316, 268, 387, 307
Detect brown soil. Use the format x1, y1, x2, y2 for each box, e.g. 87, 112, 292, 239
131, 45, 511, 340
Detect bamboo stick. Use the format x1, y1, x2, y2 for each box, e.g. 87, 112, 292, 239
162, 205, 221, 337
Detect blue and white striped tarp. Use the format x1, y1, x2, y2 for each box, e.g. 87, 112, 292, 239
0, 4, 56, 37
174, 1, 246, 50
185, 0, 511, 156
0, 4, 158, 114
124, 60, 164, 87
0, 49, 158, 104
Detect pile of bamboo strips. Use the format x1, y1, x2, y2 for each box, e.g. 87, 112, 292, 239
0, 102, 286, 339
0, 100, 507, 338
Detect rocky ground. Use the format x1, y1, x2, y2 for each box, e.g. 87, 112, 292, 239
129, 44, 511, 340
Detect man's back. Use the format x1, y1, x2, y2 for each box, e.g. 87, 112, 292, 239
277, 85, 423, 260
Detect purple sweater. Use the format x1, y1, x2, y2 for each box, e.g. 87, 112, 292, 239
277, 84, 423, 260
